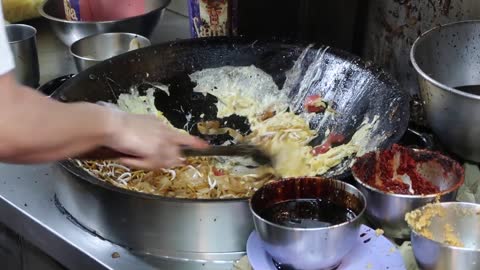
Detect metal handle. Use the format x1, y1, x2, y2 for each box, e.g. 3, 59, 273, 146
37, 74, 75, 97
75, 147, 136, 160
181, 145, 257, 157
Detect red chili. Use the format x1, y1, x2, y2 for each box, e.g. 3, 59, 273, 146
304, 95, 327, 113
212, 167, 225, 176
312, 133, 345, 156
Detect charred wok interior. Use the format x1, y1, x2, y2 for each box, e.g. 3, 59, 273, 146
53, 37, 410, 200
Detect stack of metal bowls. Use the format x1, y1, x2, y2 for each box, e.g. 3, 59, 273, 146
352, 148, 464, 239
408, 202, 480, 270
250, 177, 366, 270
38, 0, 171, 46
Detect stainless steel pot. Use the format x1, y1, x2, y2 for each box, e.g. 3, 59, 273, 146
411, 21, 480, 162
51, 163, 252, 263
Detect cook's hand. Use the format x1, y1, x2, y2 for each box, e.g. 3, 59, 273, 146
106, 112, 207, 170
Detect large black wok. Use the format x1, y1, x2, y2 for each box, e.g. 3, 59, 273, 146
49, 38, 410, 264
53, 37, 409, 186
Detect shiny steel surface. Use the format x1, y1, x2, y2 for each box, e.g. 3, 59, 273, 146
70, 33, 151, 71
6, 24, 39, 87
38, 0, 170, 46
410, 202, 480, 270
411, 20, 480, 162
54, 162, 252, 263
250, 178, 366, 270
352, 149, 464, 239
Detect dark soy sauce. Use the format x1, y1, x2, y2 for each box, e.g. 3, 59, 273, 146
455, 85, 480, 95
260, 199, 357, 228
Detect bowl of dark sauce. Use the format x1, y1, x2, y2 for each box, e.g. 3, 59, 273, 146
250, 177, 366, 270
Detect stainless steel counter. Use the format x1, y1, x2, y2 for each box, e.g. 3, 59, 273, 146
0, 9, 236, 270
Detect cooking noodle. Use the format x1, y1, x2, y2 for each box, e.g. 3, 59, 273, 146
76, 66, 378, 199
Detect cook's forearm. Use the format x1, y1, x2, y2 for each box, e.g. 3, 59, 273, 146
0, 77, 117, 163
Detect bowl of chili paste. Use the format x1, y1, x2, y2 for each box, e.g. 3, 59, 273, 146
351, 144, 464, 239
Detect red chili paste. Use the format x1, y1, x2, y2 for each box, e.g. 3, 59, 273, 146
352, 144, 440, 195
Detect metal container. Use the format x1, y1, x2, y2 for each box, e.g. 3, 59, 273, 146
362, 0, 480, 96
250, 178, 366, 270
352, 148, 464, 239
409, 202, 480, 270
188, 0, 238, 38
5, 24, 39, 88
70, 33, 151, 71
411, 21, 480, 162
38, 0, 170, 46
51, 162, 252, 263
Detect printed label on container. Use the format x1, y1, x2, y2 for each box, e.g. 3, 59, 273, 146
189, 0, 238, 38
64, 0, 80, 21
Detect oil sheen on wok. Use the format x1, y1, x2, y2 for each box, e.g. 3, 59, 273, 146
77, 65, 379, 199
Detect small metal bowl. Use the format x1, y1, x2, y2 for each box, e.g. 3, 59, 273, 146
70, 32, 151, 72
250, 177, 366, 270
352, 147, 464, 239
408, 202, 480, 270
38, 0, 170, 46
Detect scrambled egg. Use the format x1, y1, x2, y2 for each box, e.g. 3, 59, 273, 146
189, 65, 288, 119
116, 88, 175, 129
189, 65, 378, 177
405, 204, 464, 247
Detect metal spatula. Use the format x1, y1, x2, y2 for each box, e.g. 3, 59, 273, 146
181, 144, 273, 166
77, 144, 273, 166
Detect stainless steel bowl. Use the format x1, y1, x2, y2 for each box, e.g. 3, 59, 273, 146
70, 33, 151, 71
408, 202, 480, 270
38, 0, 170, 46
352, 148, 464, 239
411, 20, 480, 162
250, 178, 366, 270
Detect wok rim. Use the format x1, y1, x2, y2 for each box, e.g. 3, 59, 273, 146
410, 20, 480, 101
54, 36, 410, 202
